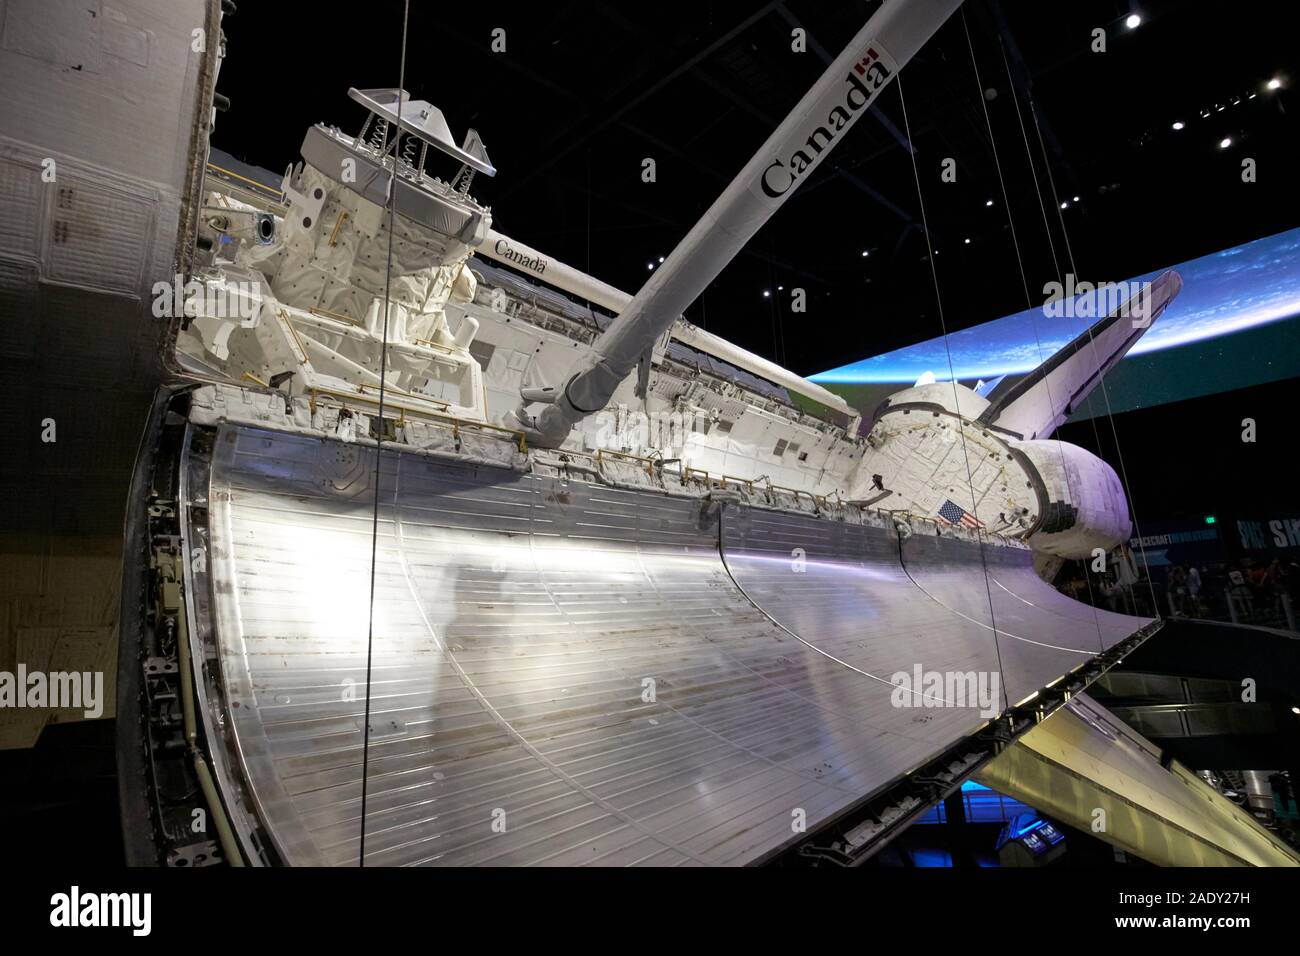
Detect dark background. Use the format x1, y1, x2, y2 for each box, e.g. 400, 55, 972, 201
210, 0, 1300, 522
5, 0, 1298, 869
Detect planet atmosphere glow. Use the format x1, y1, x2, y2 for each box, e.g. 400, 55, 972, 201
811, 226, 1300, 389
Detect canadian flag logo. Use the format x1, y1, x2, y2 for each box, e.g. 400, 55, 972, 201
853, 48, 881, 76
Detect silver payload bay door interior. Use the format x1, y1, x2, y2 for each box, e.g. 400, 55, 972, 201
186, 423, 1151, 866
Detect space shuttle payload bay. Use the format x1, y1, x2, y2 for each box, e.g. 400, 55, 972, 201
46, 0, 1284, 869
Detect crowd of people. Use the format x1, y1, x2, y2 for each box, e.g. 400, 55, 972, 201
1209, 557, 1300, 625
1061, 555, 1300, 631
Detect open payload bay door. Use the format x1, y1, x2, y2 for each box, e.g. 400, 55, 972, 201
181, 422, 1156, 866
977, 694, 1299, 867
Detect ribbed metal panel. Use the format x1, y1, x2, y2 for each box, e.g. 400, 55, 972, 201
899, 533, 1150, 703
196, 424, 1149, 865
977, 694, 1300, 867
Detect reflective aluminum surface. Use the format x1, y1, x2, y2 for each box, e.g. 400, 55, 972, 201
196, 424, 1149, 865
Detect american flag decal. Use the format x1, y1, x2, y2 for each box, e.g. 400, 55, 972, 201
937, 499, 984, 530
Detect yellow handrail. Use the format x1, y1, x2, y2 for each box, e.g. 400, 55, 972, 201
356, 381, 448, 408
306, 305, 363, 327
205, 162, 284, 199
412, 337, 457, 355
307, 387, 526, 453
327, 211, 349, 247
682, 466, 709, 486
767, 483, 812, 503
596, 448, 655, 477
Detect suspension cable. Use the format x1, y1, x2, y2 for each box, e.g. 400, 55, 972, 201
1017, 53, 1161, 619
994, 31, 1150, 621
360, 0, 411, 868
961, 9, 1106, 653
897, 72, 1009, 712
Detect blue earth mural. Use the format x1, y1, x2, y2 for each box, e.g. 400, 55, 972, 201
811, 226, 1300, 417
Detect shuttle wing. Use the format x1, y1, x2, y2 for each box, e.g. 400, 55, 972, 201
977, 270, 1182, 440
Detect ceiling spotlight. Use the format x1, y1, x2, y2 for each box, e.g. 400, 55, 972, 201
647, 263, 654, 270
1219, 136, 1232, 149
658, 256, 665, 263
1072, 195, 1080, 202
1060, 201, 1069, 209
777, 285, 784, 291
1293, 706, 1300, 715
1171, 120, 1185, 130
861, 250, 870, 257
1249, 92, 1257, 99
1125, 13, 1141, 29
762, 290, 770, 298
1268, 77, 1282, 90
985, 199, 994, 207
964, 238, 971, 244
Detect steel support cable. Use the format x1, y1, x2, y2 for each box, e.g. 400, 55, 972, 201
896, 73, 1009, 713
997, 38, 1132, 626
1011, 45, 1161, 619
961, 9, 1107, 654
359, 0, 411, 868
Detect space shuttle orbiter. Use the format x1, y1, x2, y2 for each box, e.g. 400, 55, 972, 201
847, 270, 1183, 560
34, 0, 1282, 870
476, 225, 1182, 562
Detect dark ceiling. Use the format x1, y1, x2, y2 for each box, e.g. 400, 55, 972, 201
215, 0, 1300, 378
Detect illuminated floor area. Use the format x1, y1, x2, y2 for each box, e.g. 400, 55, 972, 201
188, 424, 1151, 866
871, 781, 1081, 868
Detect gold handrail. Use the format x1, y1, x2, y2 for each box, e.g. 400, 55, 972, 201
356, 381, 447, 408
596, 448, 655, 477
682, 466, 709, 486
205, 162, 284, 199
412, 337, 457, 355
306, 305, 363, 327
273, 307, 313, 365
767, 483, 812, 503
327, 211, 349, 247
307, 387, 526, 453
